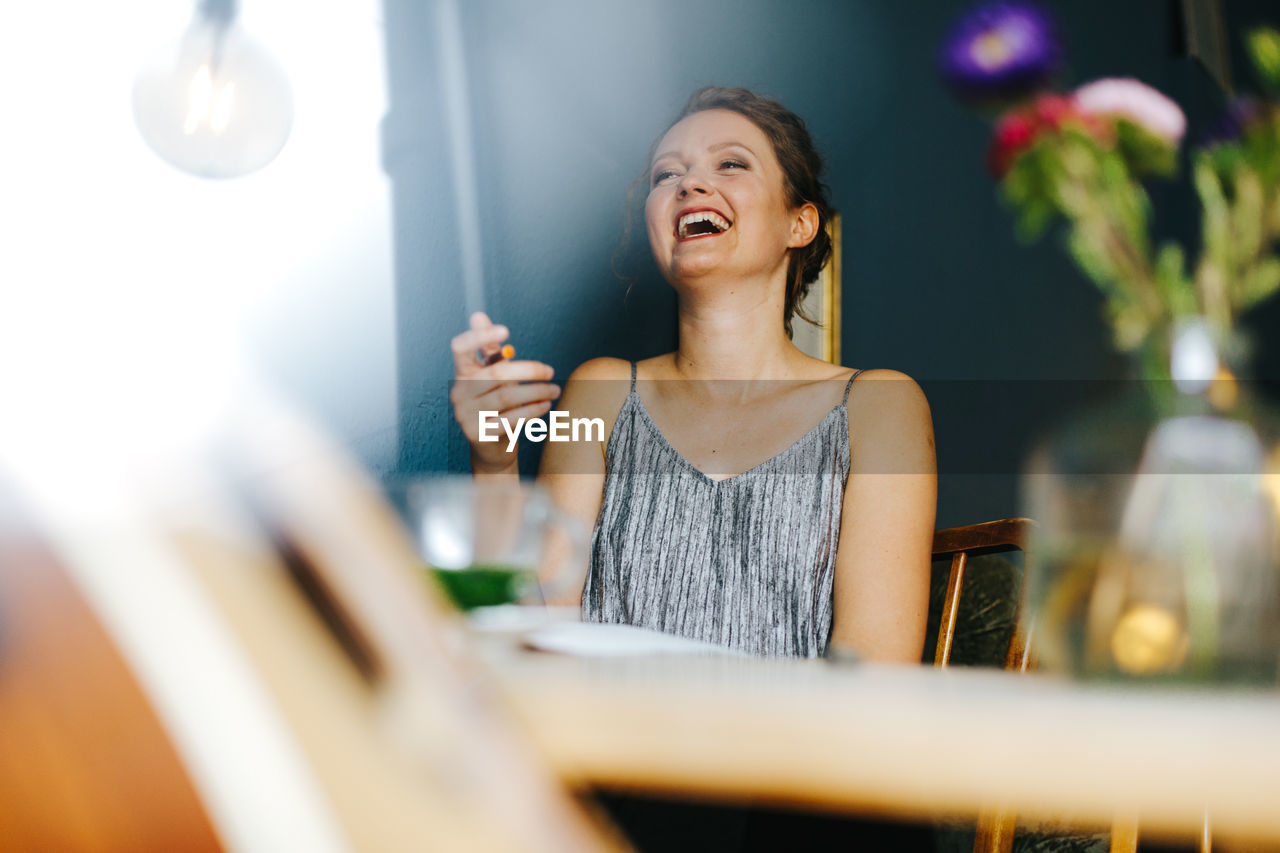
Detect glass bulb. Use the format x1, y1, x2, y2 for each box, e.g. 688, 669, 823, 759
1170, 319, 1218, 396
132, 4, 293, 179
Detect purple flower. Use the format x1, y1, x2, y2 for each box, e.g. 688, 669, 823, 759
1201, 97, 1264, 147
940, 2, 1062, 102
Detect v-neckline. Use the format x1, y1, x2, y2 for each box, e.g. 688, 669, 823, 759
628, 392, 847, 486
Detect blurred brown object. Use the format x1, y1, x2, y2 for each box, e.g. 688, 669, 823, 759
0, 396, 624, 853
0, 481, 222, 852
201, 399, 624, 853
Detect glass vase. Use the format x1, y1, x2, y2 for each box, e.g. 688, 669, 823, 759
1023, 321, 1280, 684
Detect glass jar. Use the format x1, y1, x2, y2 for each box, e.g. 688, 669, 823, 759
1024, 321, 1280, 684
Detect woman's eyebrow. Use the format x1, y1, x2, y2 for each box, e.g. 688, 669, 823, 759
651, 140, 758, 167
709, 141, 757, 157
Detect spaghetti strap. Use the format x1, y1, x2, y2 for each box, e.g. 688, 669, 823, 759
841, 368, 866, 406
630, 361, 637, 393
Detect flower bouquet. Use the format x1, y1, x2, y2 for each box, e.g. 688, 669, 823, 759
941, 2, 1280, 376
940, 3, 1280, 683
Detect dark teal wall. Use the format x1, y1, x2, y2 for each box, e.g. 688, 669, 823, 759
383, 0, 1280, 526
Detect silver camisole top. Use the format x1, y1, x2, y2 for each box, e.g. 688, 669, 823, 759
581, 364, 863, 657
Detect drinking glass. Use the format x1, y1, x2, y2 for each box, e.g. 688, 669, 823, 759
390, 476, 585, 611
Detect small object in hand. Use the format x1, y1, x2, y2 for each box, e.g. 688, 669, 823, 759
481, 344, 515, 366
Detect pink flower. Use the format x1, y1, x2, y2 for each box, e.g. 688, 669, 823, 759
1031, 93, 1077, 130
987, 94, 1110, 177
1073, 78, 1186, 144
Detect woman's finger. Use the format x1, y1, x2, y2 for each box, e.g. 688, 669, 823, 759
453, 360, 557, 403
449, 323, 508, 358
482, 382, 560, 414
456, 383, 560, 428
494, 398, 554, 424
450, 322, 510, 374
453, 385, 560, 441
453, 373, 558, 413
483, 359, 556, 383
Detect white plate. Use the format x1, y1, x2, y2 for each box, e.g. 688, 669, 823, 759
520, 621, 745, 657
466, 604, 580, 634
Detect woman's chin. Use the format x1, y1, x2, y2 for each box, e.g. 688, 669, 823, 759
669, 252, 730, 282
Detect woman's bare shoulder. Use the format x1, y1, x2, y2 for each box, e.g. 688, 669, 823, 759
566, 356, 633, 382
561, 357, 633, 424
847, 367, 927, 394
845, 369, 934, 443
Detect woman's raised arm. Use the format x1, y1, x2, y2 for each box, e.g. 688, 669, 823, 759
536, 357, 631, 606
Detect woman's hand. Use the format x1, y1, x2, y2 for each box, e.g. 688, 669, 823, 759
449, 312, 560, 475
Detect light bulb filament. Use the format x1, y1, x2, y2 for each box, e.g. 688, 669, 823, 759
183, 63, 236, 136
183, 64, 212, 134
211, 81, 235, 133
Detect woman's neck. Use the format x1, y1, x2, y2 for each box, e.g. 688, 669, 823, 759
672, 281, 803, 380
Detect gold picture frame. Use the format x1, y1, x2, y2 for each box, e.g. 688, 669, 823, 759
791, 213, 841, 364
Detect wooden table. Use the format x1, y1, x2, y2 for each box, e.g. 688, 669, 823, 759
479, 641, 1280, 847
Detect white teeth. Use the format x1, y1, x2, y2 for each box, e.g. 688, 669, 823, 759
677, 211, 731, 238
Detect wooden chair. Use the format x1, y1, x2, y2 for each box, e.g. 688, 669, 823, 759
930, 517, 1036, 676
929, 518, 1036, 853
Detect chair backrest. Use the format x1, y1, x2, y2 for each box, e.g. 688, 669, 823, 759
930, 518, 1036, 672
928, 519, 1038, 853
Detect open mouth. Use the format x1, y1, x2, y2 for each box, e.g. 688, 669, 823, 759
676, 210, 732, 240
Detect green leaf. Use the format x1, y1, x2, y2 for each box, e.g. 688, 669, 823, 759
1231, 167, 1265, 268
1091, 147, 1152, 257
1206, 142, 1247, 180
1154, 242, 1196, 317
1247, 28, 1280, 94
1014, 197, 1056, 242
1115, 118, 1180, 177
1240, 257, 1280, 308
1066, 220, 1119, 287
1195, 155, 1232, 271
1241, 109, 1280, 191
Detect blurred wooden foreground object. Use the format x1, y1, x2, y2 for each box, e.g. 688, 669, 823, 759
487, 644, 1280, 850
0, 485, 222, 852
482, 509, 1280, 852
0, 400, 623, 852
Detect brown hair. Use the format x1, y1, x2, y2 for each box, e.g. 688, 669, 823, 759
670, 87, 834, 338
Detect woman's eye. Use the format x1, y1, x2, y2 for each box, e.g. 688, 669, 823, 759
720, 159, 747, 170
652, 169, 678, 186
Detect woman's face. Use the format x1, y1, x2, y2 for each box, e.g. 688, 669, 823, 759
645, 109, 815, 288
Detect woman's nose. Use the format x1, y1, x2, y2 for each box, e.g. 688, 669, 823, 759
677, 170, 710, 197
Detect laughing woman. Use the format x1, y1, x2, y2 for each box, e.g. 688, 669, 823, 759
449, 87, 936, 662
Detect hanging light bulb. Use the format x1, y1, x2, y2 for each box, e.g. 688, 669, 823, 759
133, 0, 293, 179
